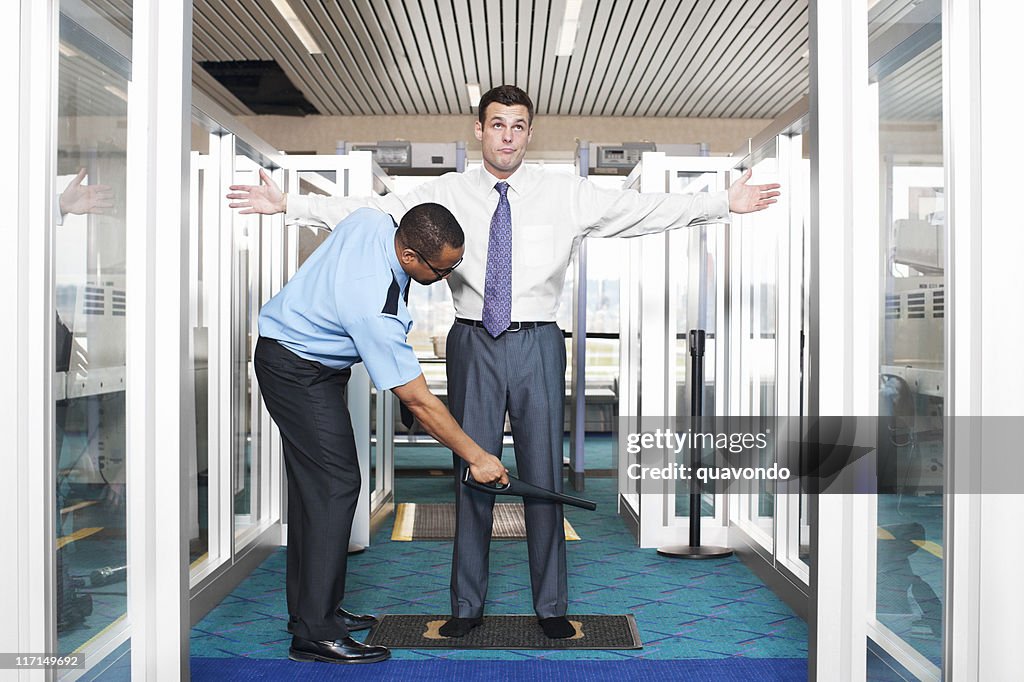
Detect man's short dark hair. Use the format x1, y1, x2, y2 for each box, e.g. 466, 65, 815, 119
478, 85, 534, 125
397, 203, 464, 260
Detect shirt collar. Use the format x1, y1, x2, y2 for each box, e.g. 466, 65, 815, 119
384, 219, 410, 293
479, 163, 531, 197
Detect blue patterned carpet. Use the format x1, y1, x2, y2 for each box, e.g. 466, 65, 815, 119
190, 473, 807, 674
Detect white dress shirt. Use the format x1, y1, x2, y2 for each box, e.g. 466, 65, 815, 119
286, 164, 731, 322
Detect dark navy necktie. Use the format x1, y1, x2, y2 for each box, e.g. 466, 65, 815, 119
482, 181, 512, 337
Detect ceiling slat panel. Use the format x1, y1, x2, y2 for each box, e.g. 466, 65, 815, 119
869, 0, 918, 39
185, 0, 816, 121
501, 0, 518, 86
563, 0, 618, 114
722, 4, 807, 117
742, 62, 806, 118
526, 0, 553, 113
483, 0, 503, 88
688, 0, 802, 117
381, 0, 442, 113
515, 0, 534, 94
628, 0, 716, 116
655, 0, 753, 115
576, 0, 638, 116
191, 11, 235, 62
317, 2, 397, 114
881, 42, 941, 121
450, 0, 481, 101
552, 0, 602, 114
707, 1, 806, 117
627, 0, 715, 117
207, 0, 337, 114
298, 0, 378, 115
86, 0, 132, 36
193, 2, 265, 61
242, 0, 355, 115
362, 0, 432, 113
467, 0, 494, 91
674, 0, 782, 118
423, 0, 465, 114
604, 0, 691, 116
591, 0, 659, 117
399, 0, 454, 113
341, 2, 412, 114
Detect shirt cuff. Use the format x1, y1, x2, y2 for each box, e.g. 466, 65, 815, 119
284, 193, 310, 224
709, 190, 731, 223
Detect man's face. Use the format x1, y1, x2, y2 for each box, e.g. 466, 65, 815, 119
474, 103, 533, 179
405, 243, 465, 285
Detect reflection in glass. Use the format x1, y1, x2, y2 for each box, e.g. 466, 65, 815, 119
188, 126, 212, 566
54, 6, 131, 655
232, 157, 264, 537
873, 4, 944, 668
734, 147, 780, 549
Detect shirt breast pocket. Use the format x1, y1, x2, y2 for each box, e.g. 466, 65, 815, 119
516, 223, 557, 267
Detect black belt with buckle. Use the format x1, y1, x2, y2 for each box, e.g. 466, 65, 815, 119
455, 318, 554, 333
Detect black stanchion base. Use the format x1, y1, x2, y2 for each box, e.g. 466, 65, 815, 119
348, 543, 366, 555
656, 545, 733, 559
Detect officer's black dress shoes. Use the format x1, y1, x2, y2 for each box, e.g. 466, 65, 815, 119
288, 636, 390, 664
286, 608, 379, 634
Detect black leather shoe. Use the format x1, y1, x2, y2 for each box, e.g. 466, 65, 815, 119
287, 608, 379, 634
336, 608, 378, 632
288, 636, 390, 664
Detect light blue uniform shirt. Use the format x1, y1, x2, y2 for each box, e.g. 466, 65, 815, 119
258, 207, 422, 390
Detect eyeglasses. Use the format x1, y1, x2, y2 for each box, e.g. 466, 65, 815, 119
411, 247, 463, 281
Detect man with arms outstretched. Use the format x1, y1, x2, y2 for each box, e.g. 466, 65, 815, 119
231, 85, 780, 640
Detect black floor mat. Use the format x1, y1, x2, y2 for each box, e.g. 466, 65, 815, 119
364, 614, 641, 650
392, 502, 579, 541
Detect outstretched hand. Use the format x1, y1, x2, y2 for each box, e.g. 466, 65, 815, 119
59, 168, 113, 217
728, 169, 781, 214
226, 168, 287, 215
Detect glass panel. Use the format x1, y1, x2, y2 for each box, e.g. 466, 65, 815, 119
734, 143, 780, 550
874, 8, 944, 667
582, 232, 623, 474
187, 125, 213, 567
54, 2, 131, 655
232, 153, 265, 538
796, 130, 812, 568
670, 174, 709, 520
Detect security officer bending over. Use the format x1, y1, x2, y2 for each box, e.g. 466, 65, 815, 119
254, 203, 508, 664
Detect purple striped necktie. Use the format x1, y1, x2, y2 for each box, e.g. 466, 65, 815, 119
482, 181, 512, 337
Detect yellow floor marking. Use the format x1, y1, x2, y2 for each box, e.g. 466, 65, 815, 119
912, 540, 943, 559
57, 527, 103, 550
564, 519, 580, 541
60, 500, 98, 515
391, 502, 416, 541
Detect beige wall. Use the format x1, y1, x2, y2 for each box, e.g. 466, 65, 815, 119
236, 114, 771, 160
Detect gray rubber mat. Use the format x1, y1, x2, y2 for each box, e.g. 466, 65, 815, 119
365, 614, 642, 649
392, 502, 579, 541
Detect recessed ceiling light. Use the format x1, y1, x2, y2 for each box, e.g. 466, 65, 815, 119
270, 0, 324, 55
555, 0, 584, 57
467, 83, 481, 107
104, 84, 128, 101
